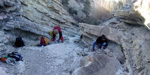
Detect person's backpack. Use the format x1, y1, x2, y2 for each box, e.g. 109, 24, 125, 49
44, 37, 50, 45
15, 36, 25, 47
40, 37, 46, 46
8, 52, 23, 61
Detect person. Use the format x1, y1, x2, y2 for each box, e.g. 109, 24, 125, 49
14, 36, 25, 47
92, 35, 108, 51
37, 36, 50, 47
49, 26, 64, 42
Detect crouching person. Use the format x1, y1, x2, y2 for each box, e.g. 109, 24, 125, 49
92, 35, 108, 51
49, 26, 64, 43
0, 52, 23, 65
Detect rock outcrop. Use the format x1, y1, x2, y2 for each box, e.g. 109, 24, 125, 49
73, 52, 122, 75
79, 8, 150, 75
80, 23, 124, 45
134, 0, 150, 29
20, 0, 76, 28
78, 1, 150, 75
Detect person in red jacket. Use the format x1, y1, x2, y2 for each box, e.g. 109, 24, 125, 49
52, 26, 64, 42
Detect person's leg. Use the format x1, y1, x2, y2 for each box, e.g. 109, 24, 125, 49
92, 41, 97, 51
60, 36, 64, 42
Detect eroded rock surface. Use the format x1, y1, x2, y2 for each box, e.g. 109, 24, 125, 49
73, 52, 122, 75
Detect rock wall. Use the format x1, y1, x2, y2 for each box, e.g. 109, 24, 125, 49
0, 0, 78, 42
0, 0, 80, 52
63, 0, 136, 24
20, 0, 76, 28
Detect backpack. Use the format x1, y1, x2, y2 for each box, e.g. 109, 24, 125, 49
15, 36, 25, 47
8, 52, 23, 61
44, 37, 50, 45
40, 37, 46, 46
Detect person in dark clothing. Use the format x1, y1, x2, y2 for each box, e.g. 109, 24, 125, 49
14, 36, 25, 47
92, 35, 108, 51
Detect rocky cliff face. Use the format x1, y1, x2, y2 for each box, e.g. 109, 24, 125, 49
0, 0, 77, 39
0, 0, 79, 54
62, 0, 136, 24
20, 0, 76, 28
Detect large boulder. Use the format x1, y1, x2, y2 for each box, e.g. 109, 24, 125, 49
114, 10, 145, 26
80, 23, 124, 45
3, 17, 50, 38
73, 53, 122, 75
